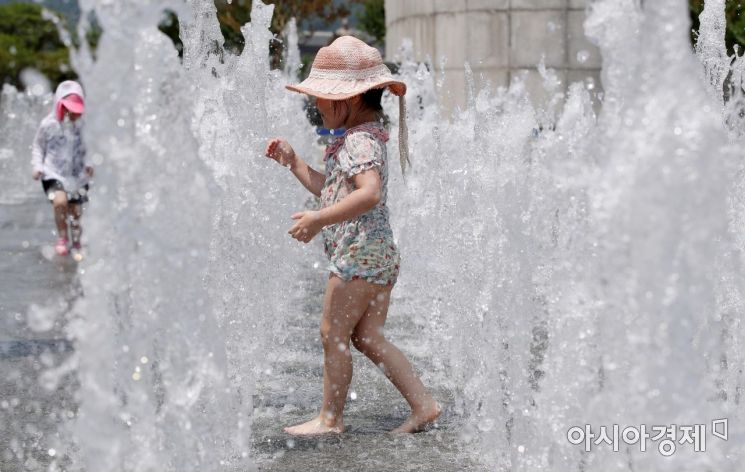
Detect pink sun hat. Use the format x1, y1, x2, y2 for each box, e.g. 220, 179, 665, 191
54, 80, 85, 121
286, 35, 406, 99
286, 35, 410, 175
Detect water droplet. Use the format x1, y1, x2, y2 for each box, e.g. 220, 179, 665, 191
26, 303, 57, 332
477, 418, 494, 432
350, 391, 357, 400
48, 448, 56, 457
576, 50, 590, 64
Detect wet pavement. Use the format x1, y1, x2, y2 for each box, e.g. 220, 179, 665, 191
0, 200, 79, 471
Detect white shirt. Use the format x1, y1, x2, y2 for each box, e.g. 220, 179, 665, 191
31, 113, 89, 192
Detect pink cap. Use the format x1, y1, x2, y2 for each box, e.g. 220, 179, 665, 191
55, 94, 85, 121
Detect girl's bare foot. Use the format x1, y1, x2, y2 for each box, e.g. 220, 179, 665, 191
284, 415, 344, 436
390, 400, 442, 434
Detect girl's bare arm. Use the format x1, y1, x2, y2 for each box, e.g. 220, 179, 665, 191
287, 169, 381, 243
316, 170, 380, 226
289, 157, 325, 198
265, 138, 324, 197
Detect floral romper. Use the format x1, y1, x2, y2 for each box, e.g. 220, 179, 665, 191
320, 121, 400, 286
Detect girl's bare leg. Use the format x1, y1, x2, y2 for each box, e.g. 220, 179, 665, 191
284, 275, 376, 435
52, 191, 69, 240
351, 288, 441, 433
69, 203, 82, 246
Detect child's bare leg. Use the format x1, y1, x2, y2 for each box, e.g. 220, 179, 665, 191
284, 275, 374, 436
351, 288, 441, 433
52, 191, 69, 240
69, 203, 82, 245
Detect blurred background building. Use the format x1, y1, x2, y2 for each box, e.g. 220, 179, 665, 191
385, 0, 602, 111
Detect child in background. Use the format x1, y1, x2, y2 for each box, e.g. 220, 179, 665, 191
31, 80, 93, 260
265, 36, 440, 435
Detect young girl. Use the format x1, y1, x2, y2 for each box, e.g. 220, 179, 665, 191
265, 36, 440, 435
31, 80, 93, 260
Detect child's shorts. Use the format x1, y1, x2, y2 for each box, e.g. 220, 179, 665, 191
42, 179, 89, 204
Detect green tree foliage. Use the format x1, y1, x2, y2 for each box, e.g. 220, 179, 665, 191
214, 0, 252, 54
0, 3, 75, 90
690, 0, 745, 55
357, 0, 385, 44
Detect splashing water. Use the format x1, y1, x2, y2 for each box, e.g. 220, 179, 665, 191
379, 0, 744, 469
696, 0, 729, 108
1, 0, 744, 470
54, 1, 319, 469
0, 87, 53, 205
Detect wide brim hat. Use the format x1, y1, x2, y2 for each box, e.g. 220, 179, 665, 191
286, 36, 411, 175
286, 36, 406, 100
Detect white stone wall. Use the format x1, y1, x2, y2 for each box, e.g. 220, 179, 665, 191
385, 0, 602, 111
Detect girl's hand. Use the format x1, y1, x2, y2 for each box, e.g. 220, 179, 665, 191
85, 166, 94, 177
288, 211, 323, 243
32, 170, 42, 180
265, 138, 297, 168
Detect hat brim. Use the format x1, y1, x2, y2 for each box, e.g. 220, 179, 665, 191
61, 96, 85, 114
286, 77, 406, 100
